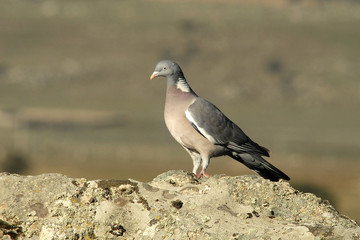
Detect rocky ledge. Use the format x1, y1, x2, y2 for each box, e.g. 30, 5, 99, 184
0, 170, 359, 239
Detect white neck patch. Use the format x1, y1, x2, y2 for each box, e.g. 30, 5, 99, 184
176, 78, 191, 92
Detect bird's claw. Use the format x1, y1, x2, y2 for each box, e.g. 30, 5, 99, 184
196, 171, 211, 179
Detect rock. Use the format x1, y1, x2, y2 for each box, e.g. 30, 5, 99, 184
0, 170, 359, 239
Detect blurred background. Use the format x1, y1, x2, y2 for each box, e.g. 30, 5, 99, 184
0, 0, 359, 222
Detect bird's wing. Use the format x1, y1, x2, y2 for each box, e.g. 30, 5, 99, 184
185, 98, 269, 156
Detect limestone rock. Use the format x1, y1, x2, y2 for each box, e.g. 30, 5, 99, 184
0, 170, 359, 239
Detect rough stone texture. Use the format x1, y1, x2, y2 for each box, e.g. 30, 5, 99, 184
0, 170, 359, 240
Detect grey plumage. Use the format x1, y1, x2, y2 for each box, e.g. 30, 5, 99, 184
150, 60, 290, 181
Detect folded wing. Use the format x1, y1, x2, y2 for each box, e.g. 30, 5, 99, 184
185, 98, 269, 157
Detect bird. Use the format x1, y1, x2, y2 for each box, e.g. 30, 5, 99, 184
150, 60, 290, 181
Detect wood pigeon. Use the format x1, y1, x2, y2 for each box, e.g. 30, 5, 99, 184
150, 60, 290, 181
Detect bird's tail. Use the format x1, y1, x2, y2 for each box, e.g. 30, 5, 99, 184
230, 152, 290, 181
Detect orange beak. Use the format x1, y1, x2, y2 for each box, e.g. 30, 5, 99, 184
150, 71, 159, 80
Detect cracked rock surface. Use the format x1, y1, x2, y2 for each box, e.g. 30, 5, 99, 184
0, 170, 359, 239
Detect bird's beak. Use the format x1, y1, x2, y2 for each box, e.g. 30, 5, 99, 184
150, 71, 159, 80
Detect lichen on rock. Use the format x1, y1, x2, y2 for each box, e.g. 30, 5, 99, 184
0, 170, 359, 239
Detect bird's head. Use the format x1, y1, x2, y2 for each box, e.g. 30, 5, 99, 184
150, 60, 183, 80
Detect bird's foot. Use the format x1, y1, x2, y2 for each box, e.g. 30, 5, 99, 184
196, 171, 211, 179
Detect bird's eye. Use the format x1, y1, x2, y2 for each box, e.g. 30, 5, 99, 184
163, 66, 168, 70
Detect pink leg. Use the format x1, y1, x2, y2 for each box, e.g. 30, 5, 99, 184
196, 157, 211, 179
196, 170, 211, 179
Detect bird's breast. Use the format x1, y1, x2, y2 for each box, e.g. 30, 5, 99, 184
164, 87, 215, 154
164, 90, 193, 142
